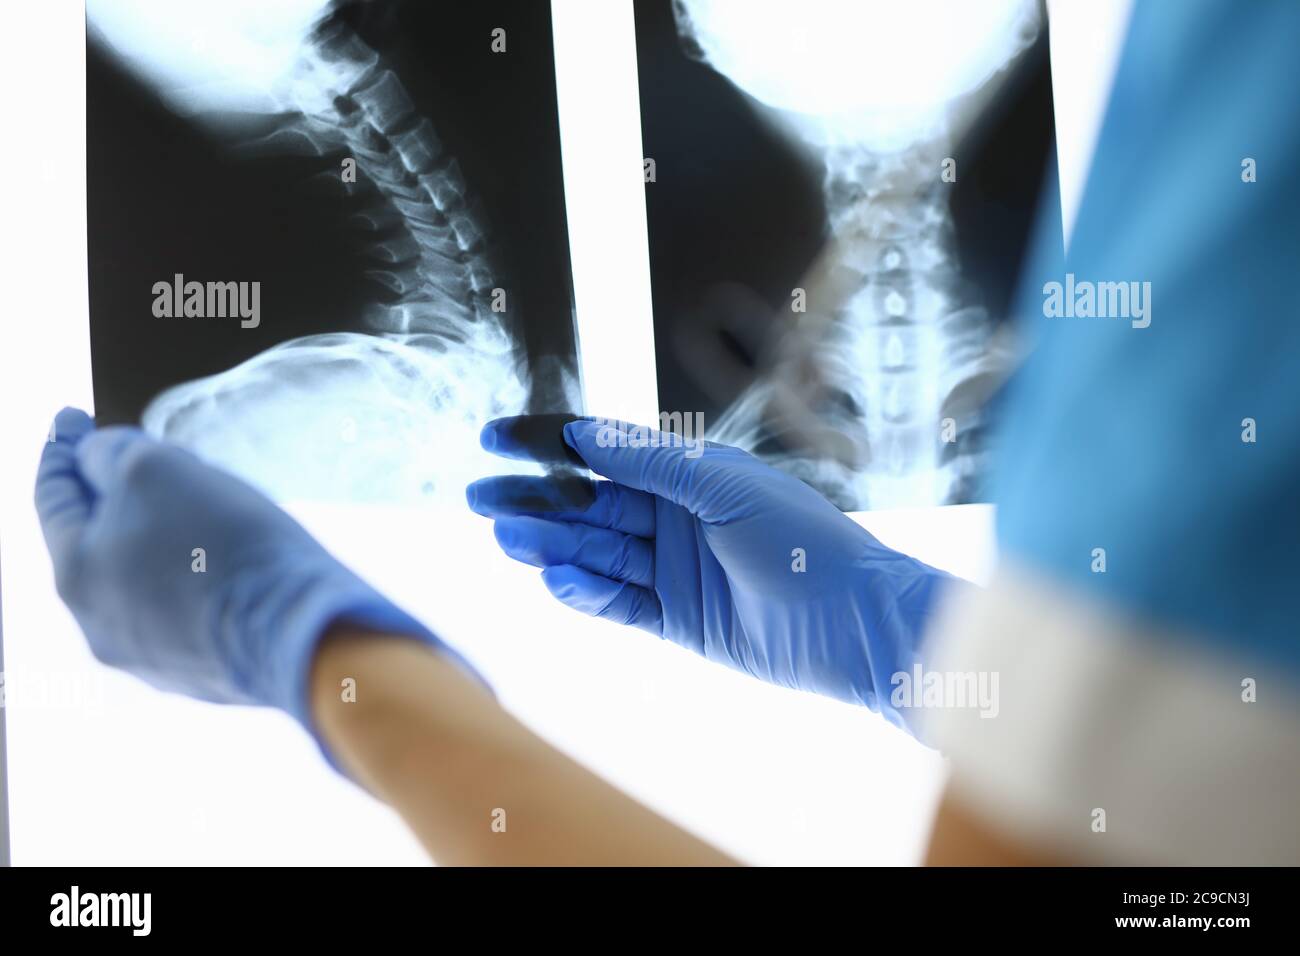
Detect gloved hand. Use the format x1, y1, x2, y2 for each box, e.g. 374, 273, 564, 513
467, 417, 954, 735
34, 407, 476, 752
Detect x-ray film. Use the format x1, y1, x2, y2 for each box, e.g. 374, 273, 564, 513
86, 0, 581, 504
635, 0, 1058, 510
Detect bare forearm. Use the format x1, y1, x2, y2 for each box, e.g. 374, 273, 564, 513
310, 629, 736, 866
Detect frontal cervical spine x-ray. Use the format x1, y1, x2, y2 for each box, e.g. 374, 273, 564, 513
645, 0, 1050, 510
86, 0, 580, 503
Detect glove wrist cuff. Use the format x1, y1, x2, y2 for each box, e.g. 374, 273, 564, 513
215, 558, 483, 771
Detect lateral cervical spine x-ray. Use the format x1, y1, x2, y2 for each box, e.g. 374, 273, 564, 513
639, 0, 1057, 510
86, 0, 580, 504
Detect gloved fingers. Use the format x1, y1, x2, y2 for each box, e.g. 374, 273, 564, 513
494, 515, 654, 588
34, 407, 97, 562
467, 474, 656, 538
540, 564, 664, 635
467, 472, 596, 515
562, 419, 735, 518
478, 413, 589, 467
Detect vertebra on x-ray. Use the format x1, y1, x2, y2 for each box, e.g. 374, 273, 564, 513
86, 0, 580, 503
639, 0, 1050, 510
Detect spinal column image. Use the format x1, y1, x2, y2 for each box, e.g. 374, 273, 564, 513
86, 0, 580, 503
636, 0, 1057, 510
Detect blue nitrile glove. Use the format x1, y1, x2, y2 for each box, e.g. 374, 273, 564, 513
34, 407, 478, 753
468, 416, 954, 734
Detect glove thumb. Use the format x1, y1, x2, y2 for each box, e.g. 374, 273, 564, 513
75, 426, 157, 495
563, 418, 721, 517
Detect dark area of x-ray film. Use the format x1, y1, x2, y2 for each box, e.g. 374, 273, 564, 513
86, 0, 581, 504
635, 0, 1059, 511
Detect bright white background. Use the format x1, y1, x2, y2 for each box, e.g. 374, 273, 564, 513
0, 0, 1133, 865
